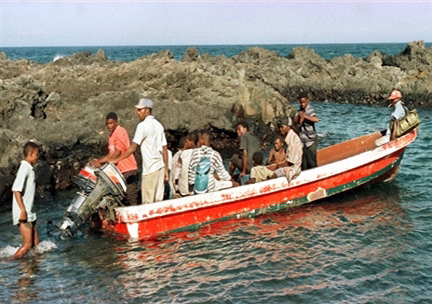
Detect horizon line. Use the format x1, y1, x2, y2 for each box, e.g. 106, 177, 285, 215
1, 41, 431, 49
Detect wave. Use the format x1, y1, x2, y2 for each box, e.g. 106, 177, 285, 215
0, 240, 58, 258
53, 54, 65, 62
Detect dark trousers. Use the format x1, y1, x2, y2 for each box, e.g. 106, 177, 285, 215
302, 140, 318, 170
123, 170, 139, 206
231, 152, 251, 174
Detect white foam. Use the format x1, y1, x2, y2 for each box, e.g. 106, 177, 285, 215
35, 240, 58, 253
0, 240, 57, 258
0, 245, 19, 258
53, 54, 65, 62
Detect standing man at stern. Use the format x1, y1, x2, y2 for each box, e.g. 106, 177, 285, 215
111, 99, 168, 204
294, 92, 319, 170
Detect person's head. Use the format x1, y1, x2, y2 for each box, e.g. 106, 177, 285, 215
274, 136, 284, 151
199, 130, 211, 147
186, 131, 199, 149
23, 141, 39, 165
236, 121, 249, 137
252, 151, 264, 166
177, 137, 187, 150
388, 89, 402, 107
135, 98, 153, 121
298, 92, 309, 110
105, 112, 118, 133
278, 117, 293, 136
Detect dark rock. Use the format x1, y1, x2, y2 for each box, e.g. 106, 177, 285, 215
182, 47, 200, 62
0, 41, 432, 208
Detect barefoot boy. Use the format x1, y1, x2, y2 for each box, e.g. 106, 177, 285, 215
12, 141, 39, 259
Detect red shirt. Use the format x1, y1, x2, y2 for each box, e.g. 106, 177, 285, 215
109, 126, 137, 174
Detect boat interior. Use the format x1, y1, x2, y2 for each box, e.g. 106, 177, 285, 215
317, 131, 382, 166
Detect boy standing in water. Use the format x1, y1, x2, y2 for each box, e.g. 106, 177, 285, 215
12, 142, 39, 259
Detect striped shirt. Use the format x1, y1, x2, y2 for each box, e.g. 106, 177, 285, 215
188, 146, 231, 192
297, 103, 317, 148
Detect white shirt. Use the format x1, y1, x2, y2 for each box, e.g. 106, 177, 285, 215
132, 115, 167, 176
12, 160, 37, 225
392, 101, 406, 120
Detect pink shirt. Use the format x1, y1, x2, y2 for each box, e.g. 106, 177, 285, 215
109, 125, 137, 174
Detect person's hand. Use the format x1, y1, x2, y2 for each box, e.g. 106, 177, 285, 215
239, 171, 246, 179
299, 111, 305, 124
164, 171, 169, 183
19, 210, 27, 223
92, 159, 102, 168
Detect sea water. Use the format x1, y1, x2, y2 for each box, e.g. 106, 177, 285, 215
1, 42, 431, 63
0, 101, 431, 303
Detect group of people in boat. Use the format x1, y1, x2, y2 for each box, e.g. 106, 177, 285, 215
8, 88, 411, 259
91, 88, 407, 206
91, 92, 319, 206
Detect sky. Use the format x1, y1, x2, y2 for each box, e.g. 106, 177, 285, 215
1, 1, 431, 47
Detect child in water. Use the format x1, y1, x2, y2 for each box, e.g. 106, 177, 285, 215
12, 142, 39, 259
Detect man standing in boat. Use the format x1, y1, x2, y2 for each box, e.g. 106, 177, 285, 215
274, 117, 303, 182
388, 89, 407, 140
111, 99, 169, 204
294, 92, 319, 170
92, 112, 139, 205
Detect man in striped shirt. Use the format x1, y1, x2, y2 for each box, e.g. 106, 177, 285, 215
188, 131, 239, 193
294, 92, 319, 170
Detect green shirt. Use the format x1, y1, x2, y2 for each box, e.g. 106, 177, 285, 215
239, 132, 261, 172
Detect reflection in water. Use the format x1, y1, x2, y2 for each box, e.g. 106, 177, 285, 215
13, 256, 41, 303
106, 183, 413, 302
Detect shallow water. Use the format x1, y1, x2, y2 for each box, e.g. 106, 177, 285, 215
1, 102, 431, 303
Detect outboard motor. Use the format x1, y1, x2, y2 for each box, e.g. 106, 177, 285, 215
58, 163, 127, 238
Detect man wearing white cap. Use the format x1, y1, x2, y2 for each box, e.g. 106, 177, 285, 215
111, 98, 168, 204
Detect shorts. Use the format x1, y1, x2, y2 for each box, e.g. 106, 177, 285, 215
274, 168, 286, 177
17, 219, 38, 230
214, 180, 232, 191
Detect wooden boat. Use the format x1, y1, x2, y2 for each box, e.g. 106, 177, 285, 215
101, 128, 418, 240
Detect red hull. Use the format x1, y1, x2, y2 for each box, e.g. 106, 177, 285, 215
102, 128, 417, 240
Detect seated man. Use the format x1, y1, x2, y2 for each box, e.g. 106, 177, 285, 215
274, 117, 303, 182
229, 121, 260, 180
170, 132, 198, 196
188, 130, 239, 193
246, 151, 277, 184
267, 135, 288, 171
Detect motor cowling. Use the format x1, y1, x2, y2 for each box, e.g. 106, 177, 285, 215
58, 163, 127, 238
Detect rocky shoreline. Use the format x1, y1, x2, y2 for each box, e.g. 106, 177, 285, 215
0, 40, 431, 208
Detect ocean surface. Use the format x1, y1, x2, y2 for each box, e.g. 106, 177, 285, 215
1, 101, 431, 303
1, 42, 432, 63
1, 44, 432, 303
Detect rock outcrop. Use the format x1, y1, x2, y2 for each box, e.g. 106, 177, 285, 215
0, 41, 431, 207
